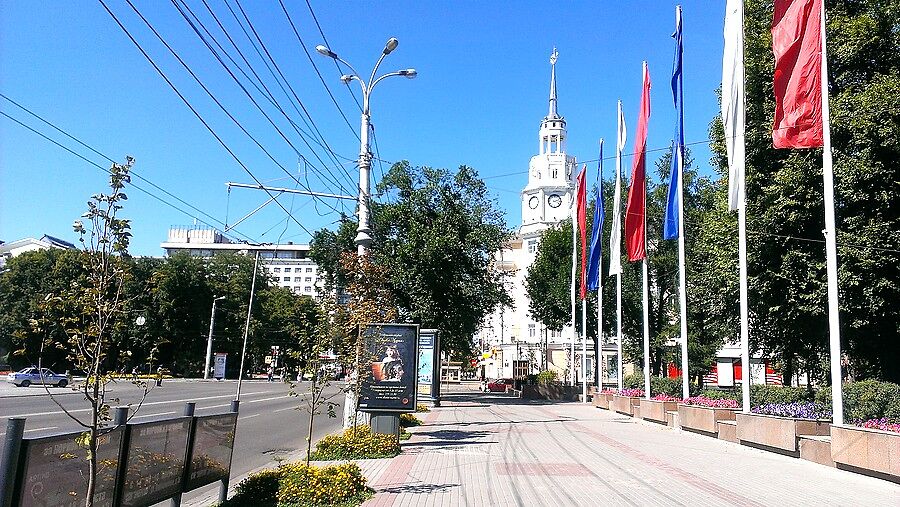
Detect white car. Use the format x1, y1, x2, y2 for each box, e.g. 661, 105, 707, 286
6, 367, 69, 387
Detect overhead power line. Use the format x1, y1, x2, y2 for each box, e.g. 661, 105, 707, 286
0, 106, 258, 244
98, 0, 317, 237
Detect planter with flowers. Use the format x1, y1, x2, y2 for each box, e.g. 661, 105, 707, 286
593, 389, 616, 410
640, 394, 680, 425
677, 396, 740, 436
831, 419, 900, 482
735, 402, 831, 457
611, 389, 644, 416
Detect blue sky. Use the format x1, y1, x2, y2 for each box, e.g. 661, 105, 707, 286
1, 1, 728, 256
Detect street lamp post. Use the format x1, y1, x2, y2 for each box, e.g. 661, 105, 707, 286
316, 37, 416, 255
236, 249, 261, 402
204, 296, 226, 380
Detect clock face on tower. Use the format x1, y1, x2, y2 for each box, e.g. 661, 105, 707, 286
548, 194, 562, 208
528, 196, 539, 209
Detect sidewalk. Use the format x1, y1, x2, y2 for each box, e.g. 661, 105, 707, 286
358, 386, 900, 507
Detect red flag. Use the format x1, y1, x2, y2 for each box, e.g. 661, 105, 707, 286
577, 165, 588, 300
772, 0, 823, 148
625, 63, 651, 262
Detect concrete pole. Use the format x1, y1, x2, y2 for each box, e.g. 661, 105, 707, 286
236, 250, 260, 402
205, 297, 223, 380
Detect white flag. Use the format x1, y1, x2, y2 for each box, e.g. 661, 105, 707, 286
723, 0, 746, 211
608, 100, 627, 276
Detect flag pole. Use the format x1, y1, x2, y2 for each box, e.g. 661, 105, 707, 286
614, 101, 625, 391
819, 0, 843, 426
642, 258, 650, 399
672, 5, 690, 400
582, 298, 588, 401
616, 273, 623, 390
738, 2, 751, 410
570, 160, 578, 387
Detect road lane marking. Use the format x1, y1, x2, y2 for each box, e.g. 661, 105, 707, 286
273, 405, 299, 413
2, 389, 279, 419
238, 413, 260, 421
24, 426, 58, 433
131, 411, 177, 419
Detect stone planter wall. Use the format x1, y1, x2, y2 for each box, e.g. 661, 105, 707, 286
611, 395, 642, 416
640, 399, 678, 424
831, 425, 900, 483
678, 404, 738, 436
735, 413, 830, 456
520, 384, 580, 401
593, 392, 613, 410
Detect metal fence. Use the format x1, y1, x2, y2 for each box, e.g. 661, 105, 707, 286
1, 401, 239, 507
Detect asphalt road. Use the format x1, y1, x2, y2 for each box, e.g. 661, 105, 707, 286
0, 378, 346, 505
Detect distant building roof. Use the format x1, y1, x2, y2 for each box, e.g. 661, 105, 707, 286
40, 235, 76, 250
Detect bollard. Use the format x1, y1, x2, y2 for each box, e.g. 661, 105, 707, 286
0, 418, 26, 507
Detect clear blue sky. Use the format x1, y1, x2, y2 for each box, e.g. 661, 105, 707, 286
1, 1, 728, 256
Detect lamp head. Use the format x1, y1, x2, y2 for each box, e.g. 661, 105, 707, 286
383, 37, 399, 55
340, 74, 354, 84
316, 45, 337, 59
399, 68, 417, 79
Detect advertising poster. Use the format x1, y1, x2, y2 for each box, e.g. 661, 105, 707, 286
19, 427, 124, 507
184, 413, 237, 491
417, 329, 440, 403
120, 418, 191, 507
213, 353, 227, 380
359, 323, 419, 413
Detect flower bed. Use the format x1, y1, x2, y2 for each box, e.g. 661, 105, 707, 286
225, 462, 372, 507
593, 390, 615, 410
611, 393, 643, 416
831, 424, 900, 482
310, 425, 400, 461
641, 396, 679, 424
736, 403, 831, 456
859, 418, 900, 433
618, 388, 644, 397
678, 397, 739, 435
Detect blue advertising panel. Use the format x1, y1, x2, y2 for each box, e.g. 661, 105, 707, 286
417, 329, 440, 404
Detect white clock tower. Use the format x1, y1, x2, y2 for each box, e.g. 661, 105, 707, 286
478, 48, 583, 384
520, 47, 577, 238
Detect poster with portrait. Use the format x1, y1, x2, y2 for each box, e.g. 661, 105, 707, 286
359, 323, 419, 413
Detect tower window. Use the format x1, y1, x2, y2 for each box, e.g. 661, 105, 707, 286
527, 240, 538, 254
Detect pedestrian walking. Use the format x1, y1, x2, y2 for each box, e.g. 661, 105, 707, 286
131, 366, 139, 381
156, 366, 163, 387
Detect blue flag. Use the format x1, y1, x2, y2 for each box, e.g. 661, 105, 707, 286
587, 140, 604, 291
664, 6, 684, 240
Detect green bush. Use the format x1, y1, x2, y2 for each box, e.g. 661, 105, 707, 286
310, 425, 400, 461
623, 372, 643, 389
399, 413, 422, 428
227, 468, 282, 506
816, 380, 900, 423
536, 370, 559, 385
750, 385, 814, 406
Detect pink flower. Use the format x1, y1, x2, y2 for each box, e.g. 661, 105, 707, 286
681, 396, 739, 408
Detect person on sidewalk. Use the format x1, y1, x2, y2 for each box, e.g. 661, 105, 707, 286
156, 366, 163, 387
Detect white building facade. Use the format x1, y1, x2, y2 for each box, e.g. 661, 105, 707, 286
478, 50, 597, 383
160, 227, 320, 296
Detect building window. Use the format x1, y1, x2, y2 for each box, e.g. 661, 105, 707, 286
527, 240, 538, 254
284, 267, 291, 273
305, 277, 312, 282
283, 277, 290, 282
294, 277, 302, 282
306, 267, 313, 273
304, 286, 312, 292
273, 267, 281, 273
551, 329, 561, 339
528, 323, 536, 338
552, 167, 558, 178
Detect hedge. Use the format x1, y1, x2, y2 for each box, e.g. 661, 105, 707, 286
816, 380, 900, 423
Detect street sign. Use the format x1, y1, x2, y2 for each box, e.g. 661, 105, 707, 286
213, 353, 227, 379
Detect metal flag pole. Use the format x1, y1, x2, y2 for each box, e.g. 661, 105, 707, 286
819, 0, 843, 426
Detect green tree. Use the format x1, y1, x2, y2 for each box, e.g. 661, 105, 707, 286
709, 0, 900, 383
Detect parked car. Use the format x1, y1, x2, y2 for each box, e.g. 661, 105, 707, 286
481, 378, 513, 393
6, 367, 68, 388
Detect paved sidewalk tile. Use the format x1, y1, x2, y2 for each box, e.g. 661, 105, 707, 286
360, 390, 900, 507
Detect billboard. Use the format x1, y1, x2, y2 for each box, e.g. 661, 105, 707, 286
120, 418, 191, 507
359, 323, 419, 413
213, 353, 227, 379
417, 329, 440, 403
17, 427, 124, 507
184, 413, 237, 491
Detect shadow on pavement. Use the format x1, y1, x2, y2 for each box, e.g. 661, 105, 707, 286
379, 483, 460, 494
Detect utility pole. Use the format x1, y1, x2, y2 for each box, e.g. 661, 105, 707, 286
236, 249, 261, 401
205, 296, 225, 380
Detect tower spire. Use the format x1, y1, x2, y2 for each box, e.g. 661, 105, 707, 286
548, 47, 559, 118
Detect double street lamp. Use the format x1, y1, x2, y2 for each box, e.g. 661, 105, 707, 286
316, 37, 416, 255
